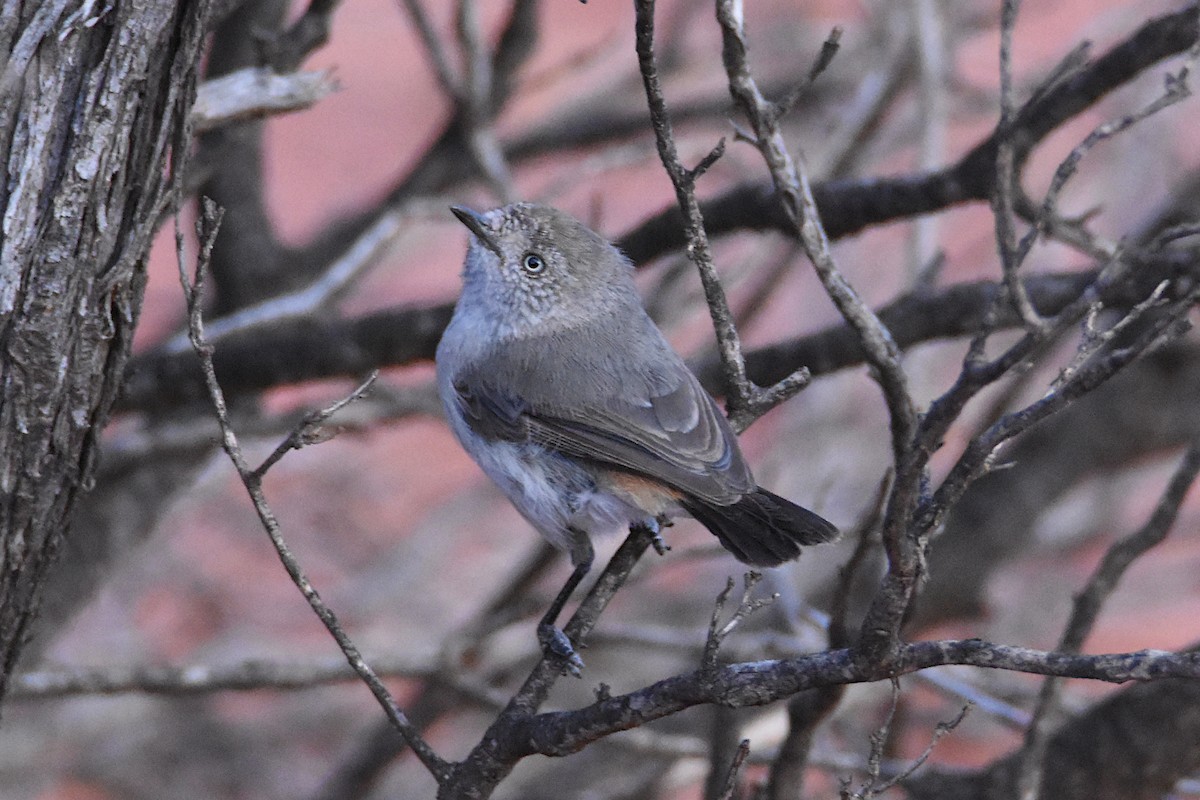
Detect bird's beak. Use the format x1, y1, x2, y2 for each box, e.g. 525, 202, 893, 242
451, 206, 502, 257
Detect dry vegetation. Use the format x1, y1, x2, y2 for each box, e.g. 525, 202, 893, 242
2, 1, 1200, 798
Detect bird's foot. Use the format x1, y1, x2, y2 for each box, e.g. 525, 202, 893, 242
538, 621, 585, 677
647, 515, 672, 556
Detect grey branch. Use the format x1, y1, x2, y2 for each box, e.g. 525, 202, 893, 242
191, 67, 338, 133
177, 200, 450, 783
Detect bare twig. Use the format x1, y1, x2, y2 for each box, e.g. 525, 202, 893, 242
715, 0, 916, 457
713, 0, 921, 669
714, 739, 752, 800
869, 703, 969, 796
252, 371, 378, 478
841, 679, 902, 800
1014, 442, 1200, 799
908, 0, 948, 284
772, 26, 843, 120
456, 0, 515, 200
994, 0, 1045, 330
634, 0, 770, 427
1053, 279, 1171, 389
437, 525, 659, 797
162, 199, 437, 354
399, 0, 462, 98
927, 284, 1199, 524
991, 2, 1197, 351
703, 572, 777, 671
813, 32, 913, 178
11, 653, 506, 708
840, 680, 966, 798
104, 383, 441, 468
176, 199, 450, 783
265, 0, 342, 72
1010, 38, 1199, 282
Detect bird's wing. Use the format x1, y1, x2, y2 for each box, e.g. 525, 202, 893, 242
450, 363, 753, 504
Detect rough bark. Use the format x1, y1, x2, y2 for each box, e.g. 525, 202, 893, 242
21, 0, 300, 660
0, 0, 209, 700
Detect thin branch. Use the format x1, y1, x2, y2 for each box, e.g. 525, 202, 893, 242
163, 199, 435, 354
265, 0, 342, 72
633, 0, 763, 425
456, 0, 514, 200
713, 0, 921, 668
994, 0, 1045, 330
176, 199, 450, 783
908, 0, 948, 284
10, 653, 506, 708
998, 24, 1199, 334
1015, 442, 1200, 799
842, 679, 902, 800
399, 0, 462, 99
926, 285, 1199, 525
813, 31, 913, 178
438, 525, 659, 797
104, 383, 442, 469
703, 572, 777, 672
715, 0, 916, 457
252, 371, 378, 478
714, 739, 751, 800
870, 703, 970, 796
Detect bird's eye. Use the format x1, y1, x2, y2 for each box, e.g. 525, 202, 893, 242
522, 253, 545, 275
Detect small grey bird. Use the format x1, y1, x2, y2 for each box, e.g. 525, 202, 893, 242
436, 202, 837, 662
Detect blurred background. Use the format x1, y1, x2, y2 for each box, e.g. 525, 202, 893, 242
3, 0, 1199, 798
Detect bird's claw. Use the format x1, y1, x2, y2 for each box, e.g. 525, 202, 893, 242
538, 622, 585, 677
648, 516, 671, 556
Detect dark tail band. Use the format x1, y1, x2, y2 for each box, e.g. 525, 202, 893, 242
681, 487, 839, 567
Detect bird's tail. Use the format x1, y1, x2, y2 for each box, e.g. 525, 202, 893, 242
681, 487, 839, 567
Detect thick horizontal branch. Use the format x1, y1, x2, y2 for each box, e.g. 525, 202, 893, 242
118, 247, 1197, 413
499, 641, 1200, 761
306, 2, 1197, 280
617, 2, 1200, 264
117, 5, 1200, 414
120, 303, 454, 411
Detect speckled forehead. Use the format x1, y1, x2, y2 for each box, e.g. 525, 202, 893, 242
480, 206, 513, 231
490, 204, 558, 247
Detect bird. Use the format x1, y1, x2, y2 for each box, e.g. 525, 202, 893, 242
435, 202, 838, 668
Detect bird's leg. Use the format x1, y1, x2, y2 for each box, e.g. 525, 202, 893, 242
537, 531, 593, 677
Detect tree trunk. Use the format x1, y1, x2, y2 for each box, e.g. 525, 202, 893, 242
0, 0, 209, 703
